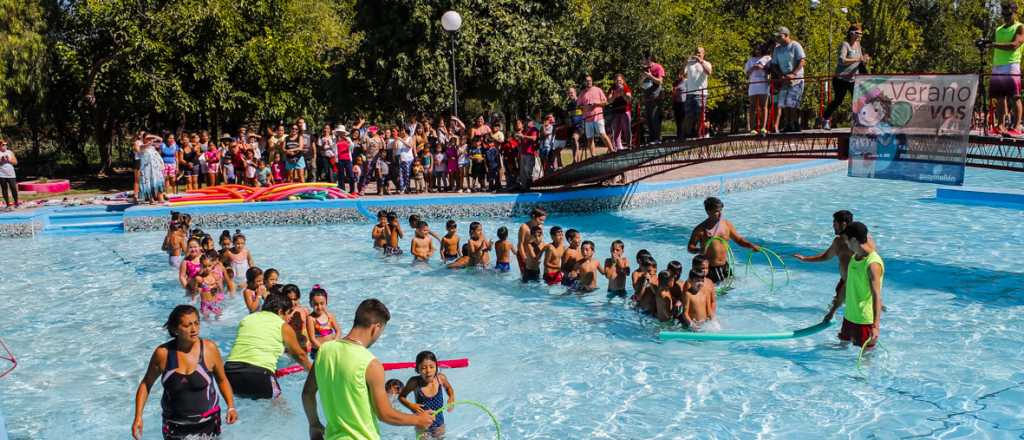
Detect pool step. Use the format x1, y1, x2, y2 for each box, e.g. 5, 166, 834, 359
41, 211, 125, 235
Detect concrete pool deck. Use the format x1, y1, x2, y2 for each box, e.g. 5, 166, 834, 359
0, 159, 845, 238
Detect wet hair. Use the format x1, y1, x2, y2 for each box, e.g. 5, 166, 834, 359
386, 212, 398, 222
268, 283, 284, 297
691, 254, 709, 269
497, 226, 508, 240
841, 222, 870, 244
164, 304, 199, 338
416, 220, 428, 229
566, 229, 580, 241
550, 226, 563, 237
263, 268, 279, 285
282, 283, 301, 300
309, 285, 328, 305
171, 211, 181, 222
646, 256, 658, 268
833, 210, 854, 225
201, 236, 215, 248
446, 220, 457, 229
530, 207, 547, 219
667, 260, 683, 278
233, 231, 246, 242
409, 214, 421, 225
611, 239, 624, 250
469, 221, 481, 231
658, 270, 673, 287
245, 267, 264, 286
187, 237, 201, 248
377, 210, 387, 219
530, 225, 543, 235
581, 240, 595, 251
181, 213, 191, 223
353, 298, 391, 328
462, 243, 470, 254
704, 197, 724, 211
200, 251, 216, 264
415, 350, 439, 370
261, 291, 292, 314
219, 230, 232, 243
385, 379, 404, 392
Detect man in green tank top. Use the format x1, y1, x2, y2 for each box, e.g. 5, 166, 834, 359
835, 222, 884, 348
302, 299, 433, 440
990, 2, 1024, 136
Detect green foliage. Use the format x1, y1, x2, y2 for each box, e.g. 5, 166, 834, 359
0, 0, 1005, 172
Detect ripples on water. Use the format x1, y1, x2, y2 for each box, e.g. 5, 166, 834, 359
1, 169, 1022, 439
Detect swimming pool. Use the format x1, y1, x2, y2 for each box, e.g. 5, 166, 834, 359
1, 167, 1023, 439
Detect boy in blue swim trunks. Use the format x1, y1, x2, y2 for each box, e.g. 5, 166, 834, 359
494, 226, 513, 272
440, 220, 461, 264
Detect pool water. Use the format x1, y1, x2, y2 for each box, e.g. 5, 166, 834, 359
2, 168, 1023, 439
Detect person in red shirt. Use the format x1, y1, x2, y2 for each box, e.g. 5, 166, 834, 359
514, 118, 539, 190
335, 126, 355, 194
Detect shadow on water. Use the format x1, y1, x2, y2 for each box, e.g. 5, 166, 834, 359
572, 214, 1024, 306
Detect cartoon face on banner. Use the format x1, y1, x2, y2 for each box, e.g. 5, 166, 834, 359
847, 75, 977, 186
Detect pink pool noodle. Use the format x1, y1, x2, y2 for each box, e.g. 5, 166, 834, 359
274, 358, 469, 378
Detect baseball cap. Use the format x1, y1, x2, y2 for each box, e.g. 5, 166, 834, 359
774, 26, 791, 37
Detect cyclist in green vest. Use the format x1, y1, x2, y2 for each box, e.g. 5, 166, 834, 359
990, 1, 1024, 136
302, 299, 433, 440
832, 222, 884, 348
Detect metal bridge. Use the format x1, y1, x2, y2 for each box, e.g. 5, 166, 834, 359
531, 131, 1024, 189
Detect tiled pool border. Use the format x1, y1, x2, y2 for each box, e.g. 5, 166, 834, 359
0, 160, 845, 238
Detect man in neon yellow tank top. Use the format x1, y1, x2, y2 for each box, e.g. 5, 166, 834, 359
990, 2, 1024, 136
302, 299, 433, 440
835, 222, 884, 348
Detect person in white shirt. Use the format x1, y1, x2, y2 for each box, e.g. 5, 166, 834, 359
744, 42, 772, 134
681, 47, 713, 138
0, 138, 18, 209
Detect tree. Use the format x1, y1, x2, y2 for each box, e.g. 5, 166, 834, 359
0, 0, 47, 125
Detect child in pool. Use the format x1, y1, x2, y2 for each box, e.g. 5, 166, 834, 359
494, 226, 513, 272
263, 267, 280, 290
399, 351, 456, 439
386, 379, 405, 407
631, 250, 653, 295
384, 212, 404, 256
242, 267, 266, 313
570, 241, 600, 293
634, 256, 658, 312
654, 270, 677, 322
561, 229, 582, 286
372, 210, 388, 250
305, 286, 340, 359
166, 222, 187, 268
411, 221, 435, 263
445, 243, 472, 269
282, 284, 311, 352
440, 220, 460, 264
201, 235, 216, 253
408, 214, 442, 242
466, 222, 491, 267
680, 255, 717, 330
228, 232, 255, 284
540, 226, 567, 286
521, 225, 545, 283
191, 253, 225, 320
602, 240, 630, 297
208, 249, 235, 296
178, 238, 203, 292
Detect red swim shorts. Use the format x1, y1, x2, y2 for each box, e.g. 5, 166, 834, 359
543, 270, 563, 286
838, 318, 877, 348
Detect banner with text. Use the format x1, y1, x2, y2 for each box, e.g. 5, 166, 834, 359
848, 74, 977, 185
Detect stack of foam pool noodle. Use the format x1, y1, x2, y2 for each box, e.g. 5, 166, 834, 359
168, 183, 356, 206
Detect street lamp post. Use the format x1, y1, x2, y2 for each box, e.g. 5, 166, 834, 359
441, 11, 462, 118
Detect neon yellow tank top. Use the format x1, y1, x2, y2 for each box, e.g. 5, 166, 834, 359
315, 340, 380, 440
994, 22, 1023, 65
226, 311, 284, 372
844, 251, 884, 325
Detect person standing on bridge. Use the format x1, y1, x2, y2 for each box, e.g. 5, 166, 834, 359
639, 53, 666, 142
577, 75, 614, 160
821, 24, 871, 131
769, 26, 807, 133
989, 2, 1024, 137
681, 47, 713, 139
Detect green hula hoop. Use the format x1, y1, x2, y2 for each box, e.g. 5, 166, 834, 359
855, 338, 883, 375
744, 246, 790, 293
705, 236, 737, 292
417, 400, 502, 440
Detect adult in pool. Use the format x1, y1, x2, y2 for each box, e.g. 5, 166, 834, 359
224, 291, 312, 399
793, 210, 877, 322
687, 197, 760, 284
302, 299, 434, 440
132, 305, 237, 440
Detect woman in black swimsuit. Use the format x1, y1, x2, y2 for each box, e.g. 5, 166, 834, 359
133, 305, 238, 439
